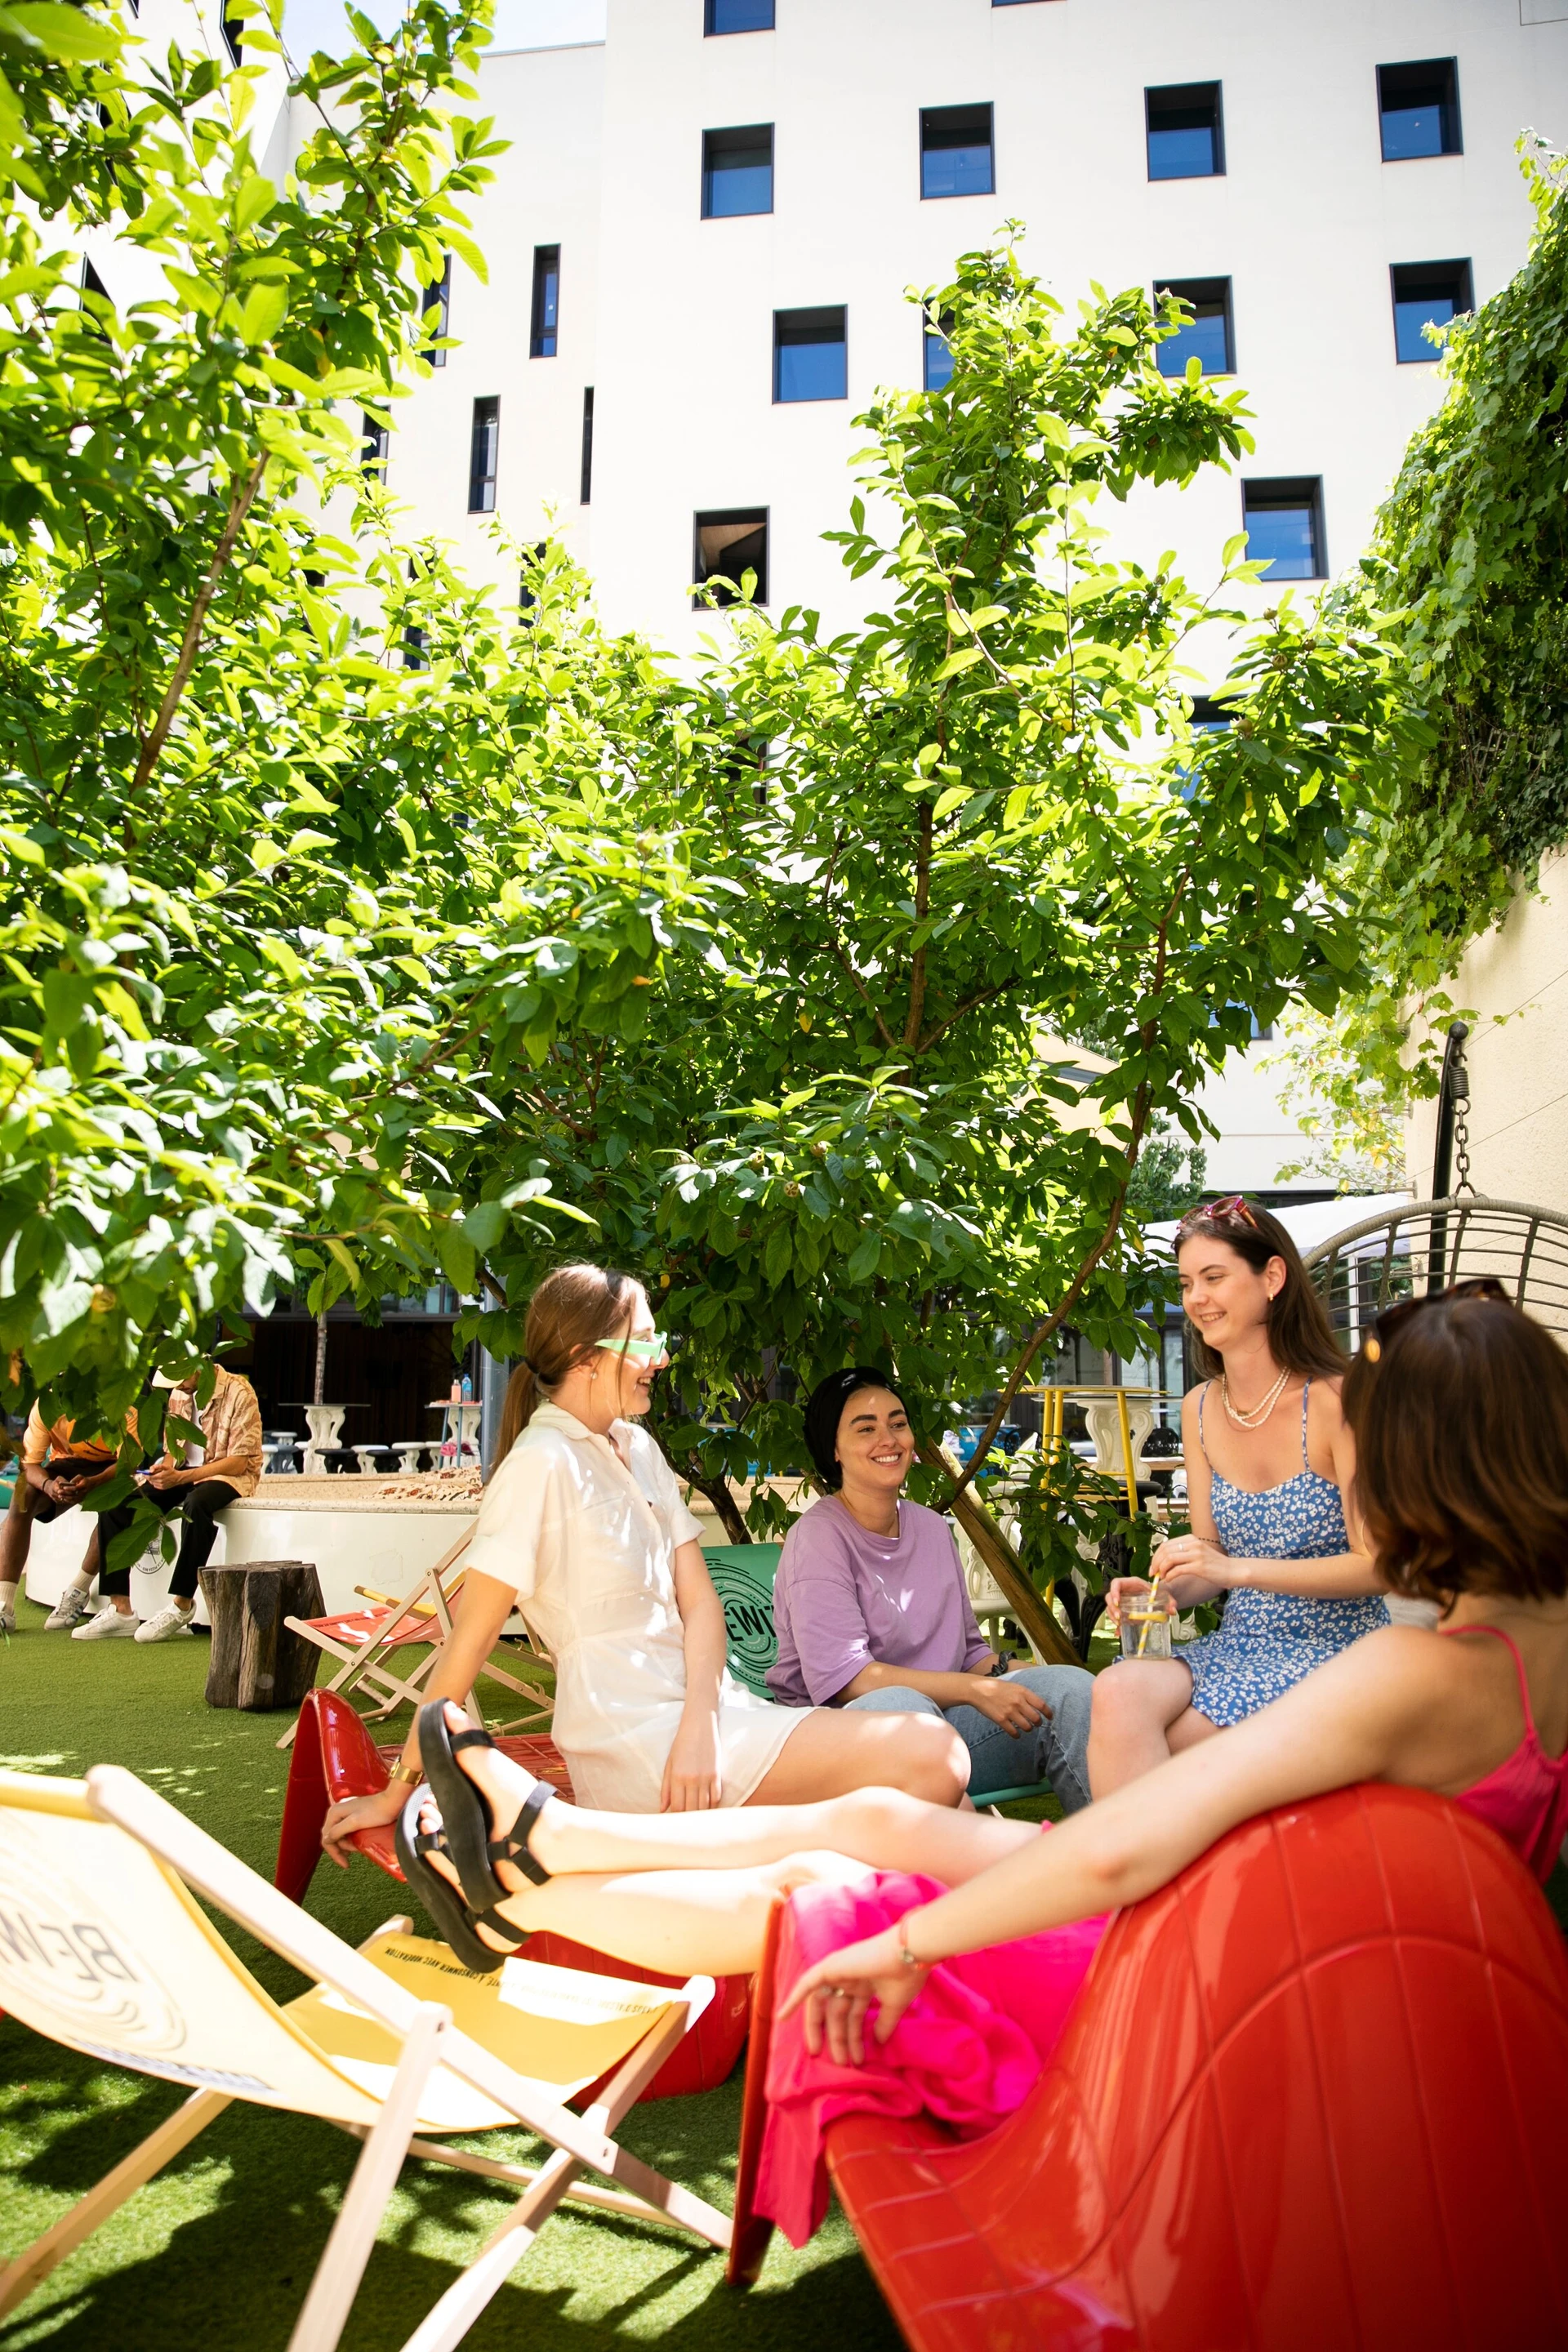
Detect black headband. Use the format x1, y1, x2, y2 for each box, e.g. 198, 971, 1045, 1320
803, 1366, 905, 1490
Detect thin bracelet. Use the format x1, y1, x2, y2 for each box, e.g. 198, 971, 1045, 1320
898, 1913, 930, 1970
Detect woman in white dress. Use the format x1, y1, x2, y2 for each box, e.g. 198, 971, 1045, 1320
324, 1266, 969, 1850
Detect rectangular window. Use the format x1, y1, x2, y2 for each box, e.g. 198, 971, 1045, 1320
702, 124, 773, 218
361, 410, 389, 479
923, 307, 956, 391
403, 566, 426, 671
773, 306, 847, 403
1242, 478, 1325, 581
1391, 257, 1472, 362
693, 509, 768, 607
705, 0, 773, 29
530, 244, 559, 358
519, 541, 548, 617
580, 385, 595, 505
1153, 277, 1233, 376
468, 396, 499, 514
920, 104, 994, 199
1378, 58, 1462, 160
1146, 82, 1224, 180
422, 256, 451, 368
220, 2, 242, 63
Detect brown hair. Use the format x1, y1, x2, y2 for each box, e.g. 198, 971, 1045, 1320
1343, 1290, 1568, 1606
1176, 1200, 1344, 1382
493, 1263, 639, 1460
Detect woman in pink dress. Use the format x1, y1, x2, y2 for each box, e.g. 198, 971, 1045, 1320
362, 1284, 1568, 2247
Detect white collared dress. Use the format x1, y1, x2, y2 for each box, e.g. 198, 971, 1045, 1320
464, 1401, 808, 1810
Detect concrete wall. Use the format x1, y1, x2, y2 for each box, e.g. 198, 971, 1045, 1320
1407, 857, 1568, 1213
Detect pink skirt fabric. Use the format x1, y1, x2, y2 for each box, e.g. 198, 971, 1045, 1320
755, 1868, 1109, 2246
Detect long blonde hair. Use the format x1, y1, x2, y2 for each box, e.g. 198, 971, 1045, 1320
493, 1263, 639, 1459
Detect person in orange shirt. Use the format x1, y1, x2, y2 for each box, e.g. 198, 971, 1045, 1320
1, 1407, 124, 1635
71, 1361, 263, 1643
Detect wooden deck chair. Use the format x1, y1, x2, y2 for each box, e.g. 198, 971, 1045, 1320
0, 1764, 731, 2351
278, 1529, 553, 1749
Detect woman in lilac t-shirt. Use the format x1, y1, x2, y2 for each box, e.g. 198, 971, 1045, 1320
768, 1370, 1094, 1810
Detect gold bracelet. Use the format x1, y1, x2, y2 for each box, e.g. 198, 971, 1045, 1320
898, 1913, 929, 1970
387, 1759, 422, 1788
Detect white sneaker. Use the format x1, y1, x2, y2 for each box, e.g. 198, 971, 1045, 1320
134, 1601, 195, 1644
0, 1602, 13, 1637
72, 1604, 140, 1640
45, 1585, 94, 1631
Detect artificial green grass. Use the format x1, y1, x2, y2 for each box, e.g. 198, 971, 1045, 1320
0, 1595, 902, 2352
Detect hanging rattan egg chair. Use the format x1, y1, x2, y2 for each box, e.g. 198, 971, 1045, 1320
1303, 1196, 1568, 1345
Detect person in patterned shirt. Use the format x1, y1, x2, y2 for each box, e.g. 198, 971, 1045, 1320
69, 1361, 264, 1644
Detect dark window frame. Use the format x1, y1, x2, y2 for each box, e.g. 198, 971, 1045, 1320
773, 305, 848, 404
529, 244, 560, 359
693, 508, 769, 608
1390, 257, 1473, 363
1152, 276, 1234, 377
1145, 80, 1225, 180
704, 0, 773, 30
421, 256, 451, 368
702, 123, 775, 219
1241, 476, 1327, 582
360, 409, 389, 479
220, 2, 243, 64
519, 541, 549, 618
1377, 57, 1463, 162
920, 102, 995, 201
468, 395, 500, 515
923, 305, 956, 392
580, 385, 595, 506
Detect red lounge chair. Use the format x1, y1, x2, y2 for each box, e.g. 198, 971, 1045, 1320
277, 1530, 554, 1749
275, 1689, 751, 2102
731, 1783, 1568, 2347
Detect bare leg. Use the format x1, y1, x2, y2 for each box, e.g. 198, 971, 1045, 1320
0, 1499, 29, 1592
1086, 1659, 1221, 1795
467, 1850, 883, 1977
430, 1704, 1034, 1889
743, 1704, 969, 1808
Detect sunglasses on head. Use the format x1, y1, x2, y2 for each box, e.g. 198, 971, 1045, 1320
1176, 1193, 1260, 1236
596, 1332, 668, 1366
1361, 1277, 1508, 1362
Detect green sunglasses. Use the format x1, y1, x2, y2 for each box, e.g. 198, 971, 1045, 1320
596, 1332, 668, 1365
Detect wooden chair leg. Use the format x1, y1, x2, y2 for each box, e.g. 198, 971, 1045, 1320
727, 1895, 785, 2288
0, 2089, 230, 2319
285, 2000, 448, 2352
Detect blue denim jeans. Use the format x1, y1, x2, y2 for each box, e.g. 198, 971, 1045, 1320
844, 1664, 1094, 1812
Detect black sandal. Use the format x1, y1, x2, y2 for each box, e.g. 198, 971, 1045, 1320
394, 1784, 526, 1976
416, 1702, 555, 1913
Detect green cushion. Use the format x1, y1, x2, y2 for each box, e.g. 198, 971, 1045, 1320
706, 1543, 782, 1701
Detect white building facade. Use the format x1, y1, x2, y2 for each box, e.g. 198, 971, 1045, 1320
295, 0, 1568, 1205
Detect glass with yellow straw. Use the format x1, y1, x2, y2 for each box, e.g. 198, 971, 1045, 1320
1119, 1572, 1176, 1662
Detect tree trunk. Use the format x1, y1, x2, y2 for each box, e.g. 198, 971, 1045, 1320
199, 1560, 325, 1711
917, 1439, 1079, 1668
313, 1310, 329, 1405
685, 1460, 751, 1545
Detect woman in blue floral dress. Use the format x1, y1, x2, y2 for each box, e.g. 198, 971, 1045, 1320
1087, 1196, 1389, 1793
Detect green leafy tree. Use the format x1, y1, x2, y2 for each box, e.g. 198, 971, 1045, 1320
1329, 137, 1568, 1116
429, 250, 1414, 1641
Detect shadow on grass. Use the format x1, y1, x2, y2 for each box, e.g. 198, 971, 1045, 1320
0, 2032, 898, 2352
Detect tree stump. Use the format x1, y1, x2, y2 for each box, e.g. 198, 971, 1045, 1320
199, 1559, 325, 1712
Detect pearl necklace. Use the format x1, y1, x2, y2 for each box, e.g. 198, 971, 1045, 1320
1221, 1367, 1290, 1429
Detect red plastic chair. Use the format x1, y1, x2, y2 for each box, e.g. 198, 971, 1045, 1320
733, 1784, 1568, 2346
275, 1689, 751, 2102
